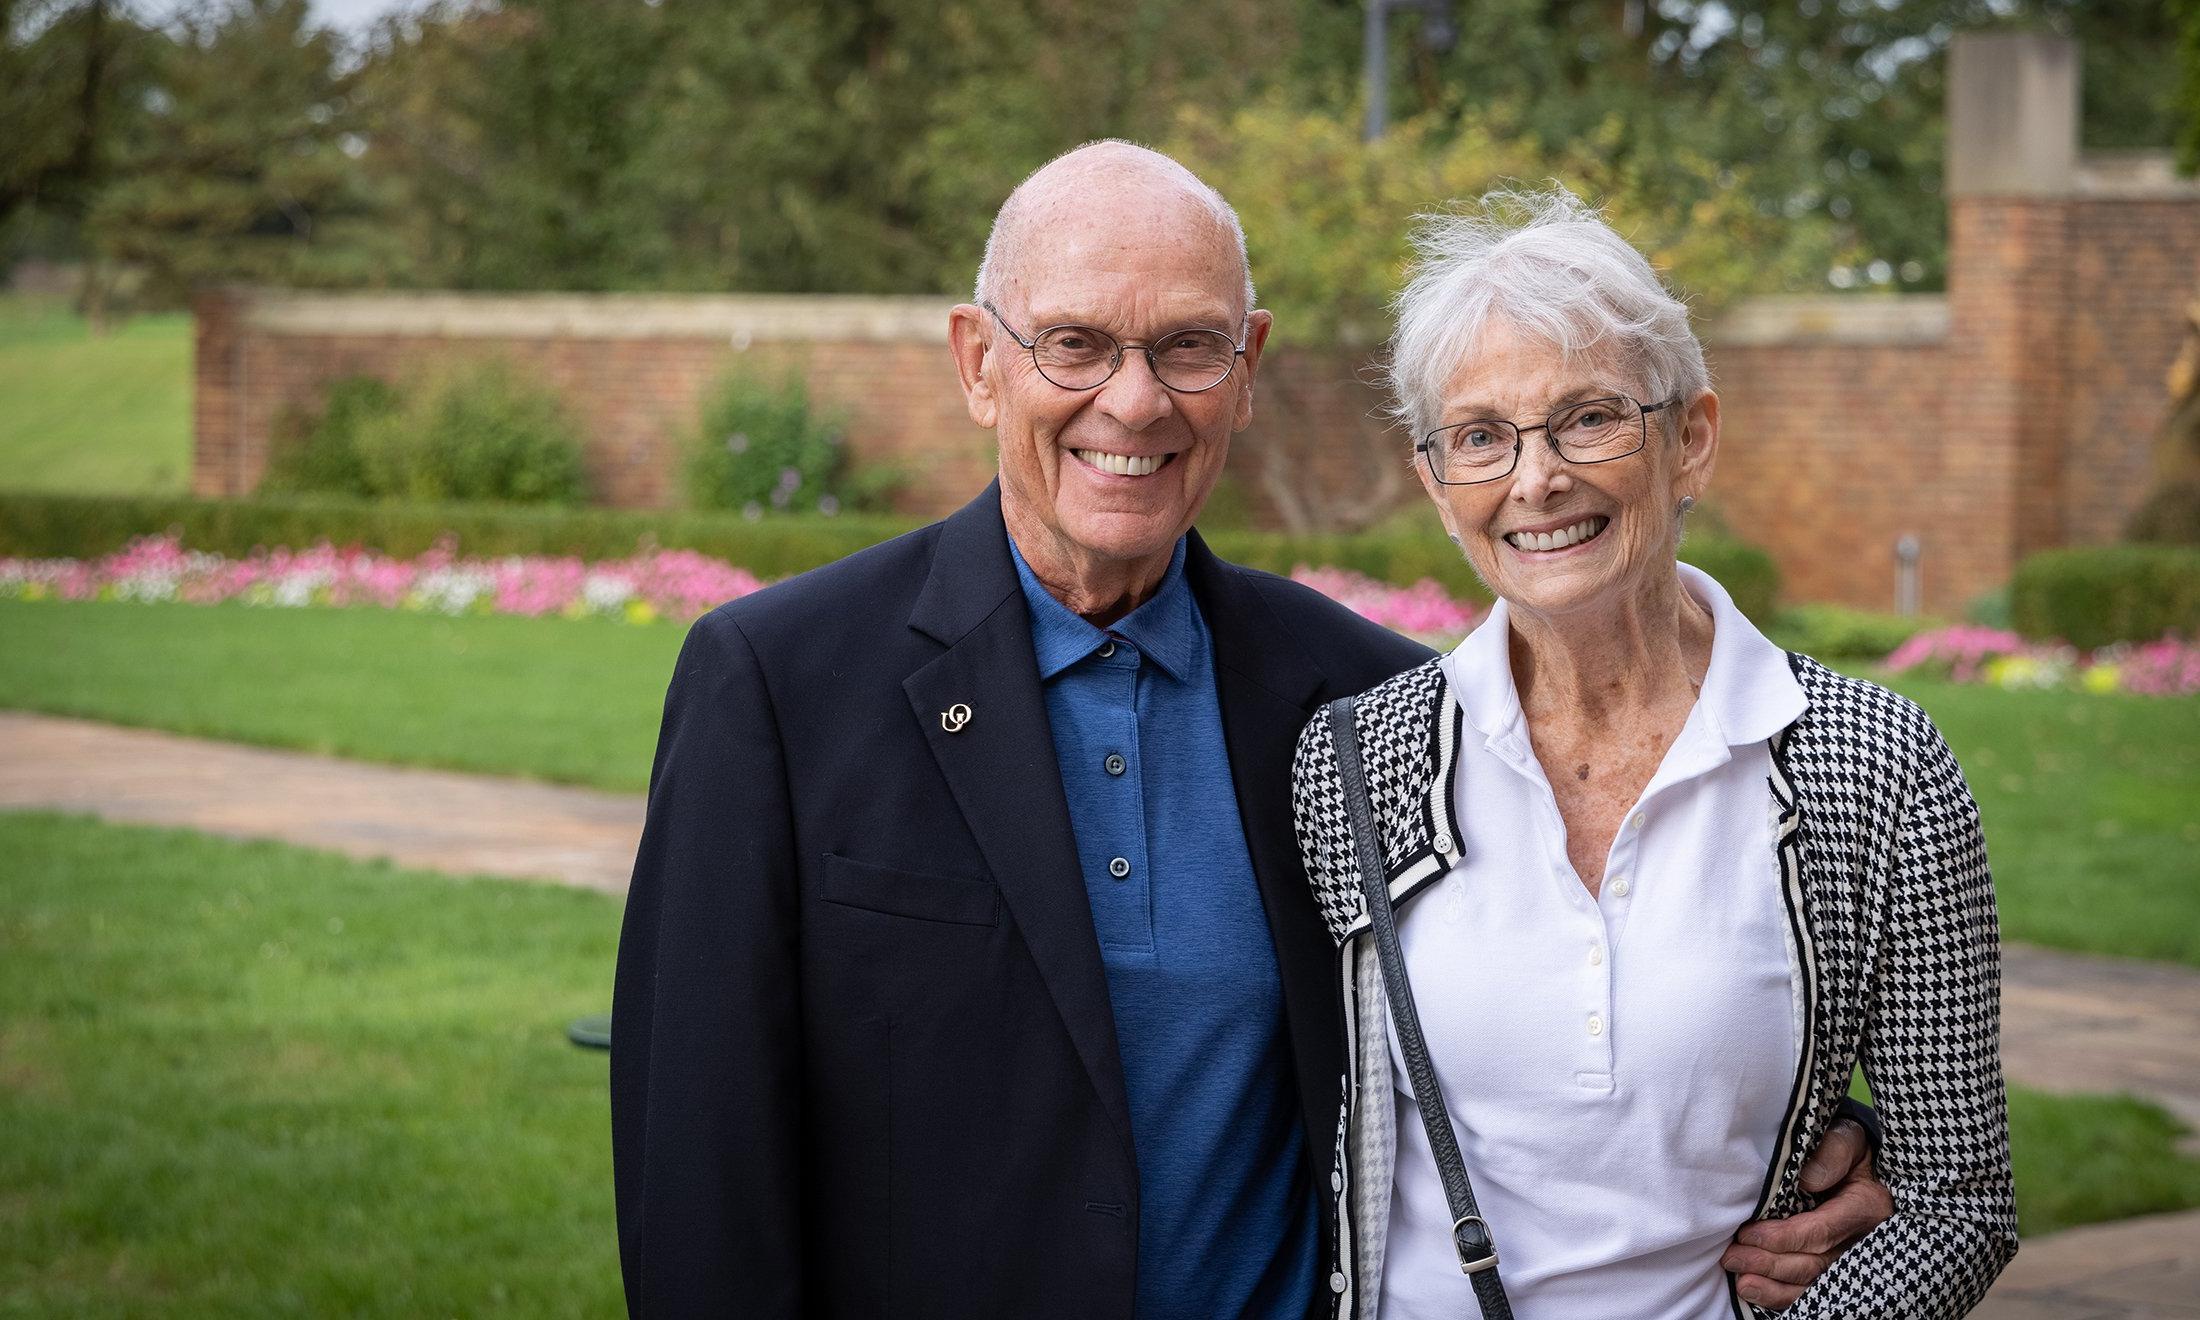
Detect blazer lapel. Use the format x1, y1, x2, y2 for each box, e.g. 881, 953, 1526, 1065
904, 484, 1134, 1153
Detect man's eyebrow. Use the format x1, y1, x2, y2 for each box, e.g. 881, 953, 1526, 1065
1024, 306, 1240, 334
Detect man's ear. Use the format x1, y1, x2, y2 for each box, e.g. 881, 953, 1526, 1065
1232, 309, 1275, 432
948, 304, 999, 430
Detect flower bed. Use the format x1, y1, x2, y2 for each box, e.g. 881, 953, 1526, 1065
0, 535, 1487, 642
1883, 625, 2200, 698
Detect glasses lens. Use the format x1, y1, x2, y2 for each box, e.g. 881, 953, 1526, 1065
1430, 422, 1518, 482
1551, 397, 1643, 462
1032, 325, 1117, 388
1150, 330, 1237, 391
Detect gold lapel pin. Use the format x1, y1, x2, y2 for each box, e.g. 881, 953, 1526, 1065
941, 703, 972, 733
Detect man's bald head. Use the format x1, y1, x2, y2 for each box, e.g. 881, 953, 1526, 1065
973, 141, 1255, 322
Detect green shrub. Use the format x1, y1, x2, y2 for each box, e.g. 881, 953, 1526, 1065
2011, 545, 2200, 648
0, 492, 920, 577
259, 375, 396, 497
1770, 603, 1937, 661
352, 360, 590, 505
685, 371, 899, 516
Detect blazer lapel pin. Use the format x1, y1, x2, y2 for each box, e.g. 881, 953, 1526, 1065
941, 702, 972, 733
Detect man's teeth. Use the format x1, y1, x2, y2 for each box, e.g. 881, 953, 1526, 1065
1505, 516, 1609, 552
1074, 449, 1168, 477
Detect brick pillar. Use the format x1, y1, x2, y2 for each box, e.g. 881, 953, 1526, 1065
1940, 33, 2079, 608
191, 287, 249, 498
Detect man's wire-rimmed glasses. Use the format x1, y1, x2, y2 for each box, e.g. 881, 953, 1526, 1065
983, 301, 1247, 393
1416, 394, 1682, 485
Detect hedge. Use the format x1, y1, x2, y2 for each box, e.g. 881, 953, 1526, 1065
0, 491, 1781, 622
2011, 545, 2200, 649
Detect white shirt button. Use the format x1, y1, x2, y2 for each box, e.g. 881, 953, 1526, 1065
1609, 877, 1632, 898
1108, 856, 1131, 879
1330, 1272, 1348, 1294
1630, 812, 1646, 831
1587, 1014, 1604, 1037
1588, 945, 1603, 966
1096, 640, 1117, 658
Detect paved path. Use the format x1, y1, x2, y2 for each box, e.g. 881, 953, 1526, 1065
0, 711, 642, 892
5, 709, 2198, 1315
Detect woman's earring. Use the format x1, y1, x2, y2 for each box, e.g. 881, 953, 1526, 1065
1677, 496, 1696, 517
1447, 533, 1461, 545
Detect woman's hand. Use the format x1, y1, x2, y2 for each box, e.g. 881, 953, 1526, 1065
1720, 1118, 1896, 1309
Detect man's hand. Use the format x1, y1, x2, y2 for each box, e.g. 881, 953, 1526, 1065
1720, 1118, 1895, 1311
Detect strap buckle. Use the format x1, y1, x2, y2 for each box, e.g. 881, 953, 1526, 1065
1451, 1214, 1499, 1275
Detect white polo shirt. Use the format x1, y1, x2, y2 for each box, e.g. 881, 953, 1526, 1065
1380, 563, 1808, 1319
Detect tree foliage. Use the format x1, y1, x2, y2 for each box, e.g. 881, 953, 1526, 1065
2, 0, 2190, 312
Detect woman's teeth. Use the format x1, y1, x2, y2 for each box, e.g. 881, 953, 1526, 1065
1074, 449, 1170, 477
1505, 515, 1609, 552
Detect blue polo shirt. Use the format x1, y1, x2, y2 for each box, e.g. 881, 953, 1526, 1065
1011, 536, 1317, 1320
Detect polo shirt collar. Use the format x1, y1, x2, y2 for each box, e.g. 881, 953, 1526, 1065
1449, 561, 1804, 749
1009, 535, 1201, 683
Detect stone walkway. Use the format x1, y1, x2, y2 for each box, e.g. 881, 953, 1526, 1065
5, 709, 2198, 1316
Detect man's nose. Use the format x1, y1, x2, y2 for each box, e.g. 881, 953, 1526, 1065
1093, 349, 1176, 431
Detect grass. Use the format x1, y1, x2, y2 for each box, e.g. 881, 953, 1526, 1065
1869, 672, 2200, 968
3, 597, 2197, 965
0, 295, 192, 497
0, 811, 624, 1316
0, 810, 2191, 1315
0, 599, 680, 793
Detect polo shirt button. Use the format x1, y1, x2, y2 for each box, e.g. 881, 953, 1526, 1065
1104, 753, 1126, 776
1108, 856, 1131, 879
1587, 1014, 1604, 1036
1097, 640, 1117, 658
1330, 1272, 1348, 1294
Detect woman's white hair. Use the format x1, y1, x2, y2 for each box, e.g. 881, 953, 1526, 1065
1384, 185, 1709, 439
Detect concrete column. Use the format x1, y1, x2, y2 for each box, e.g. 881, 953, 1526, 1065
1942, 32, 2079, 597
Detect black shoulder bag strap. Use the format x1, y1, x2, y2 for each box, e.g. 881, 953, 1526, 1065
1328, 695, 1513, 1319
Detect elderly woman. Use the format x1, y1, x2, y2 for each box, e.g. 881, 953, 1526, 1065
1291, 189, 2016, 1320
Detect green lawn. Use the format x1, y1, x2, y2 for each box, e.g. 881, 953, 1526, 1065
3, 598, 2197, 966
0, 295, 193, 497
1, 811, 623, 1316
0, 810, 2192, 1315
0, 599, 679, 792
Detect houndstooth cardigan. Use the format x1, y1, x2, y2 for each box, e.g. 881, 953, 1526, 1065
1290, 652, 2018, 1320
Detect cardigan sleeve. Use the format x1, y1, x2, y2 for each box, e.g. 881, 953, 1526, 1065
1785, 716, 2019, 1318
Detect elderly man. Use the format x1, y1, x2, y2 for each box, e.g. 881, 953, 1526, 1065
610, 142, 1884, 1320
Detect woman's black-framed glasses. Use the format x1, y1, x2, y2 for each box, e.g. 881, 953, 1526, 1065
1417, 394, 1682, 486
983, 301, 1247, 394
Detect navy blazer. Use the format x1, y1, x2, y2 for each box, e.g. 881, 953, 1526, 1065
610, 483, 1431, 1319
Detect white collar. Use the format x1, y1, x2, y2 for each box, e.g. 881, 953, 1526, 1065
1445, 561, 1806, 754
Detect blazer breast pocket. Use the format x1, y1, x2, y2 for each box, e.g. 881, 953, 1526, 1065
821, 853, 1001, 928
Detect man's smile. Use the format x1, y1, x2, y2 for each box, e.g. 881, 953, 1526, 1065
1069, 448, 1177, 478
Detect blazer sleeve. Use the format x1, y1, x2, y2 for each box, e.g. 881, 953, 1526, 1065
1786, 717, 2019, 1318
612, 608, 804, 1317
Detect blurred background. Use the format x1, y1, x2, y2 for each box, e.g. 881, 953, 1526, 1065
3, 0, 2199, 1315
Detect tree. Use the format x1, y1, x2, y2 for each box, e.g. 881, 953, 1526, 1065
1, 0, 159, 300
87, 0, 398, 301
